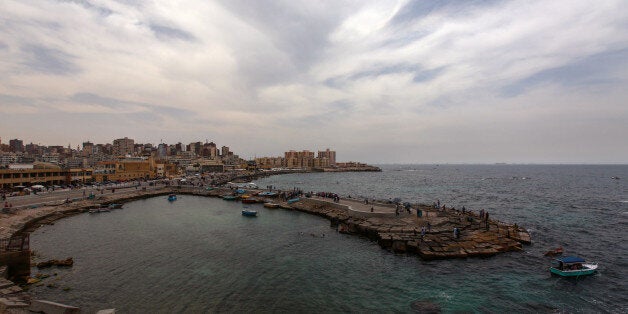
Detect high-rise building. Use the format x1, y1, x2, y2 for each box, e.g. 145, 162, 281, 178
82, 141, 94, 156
318, 148, 336, 165
113, 137, 135, 157
9, 139, 24, 153
221, 146, 230, 157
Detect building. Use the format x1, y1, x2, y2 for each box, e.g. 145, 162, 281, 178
284, 150, 315, 169
9, 139, 24, 153
198, 159, 225, 173
0, 163, 92, 189
93, 158, 153, 182
318, 149, 336, 165
221, 146, 230, 157
82, 141, 94, 157
112, 137, 134, 157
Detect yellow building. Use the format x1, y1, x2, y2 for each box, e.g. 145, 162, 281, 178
91, 157, 179, 182
92, 158, 153, 182
0, 163, 92, 189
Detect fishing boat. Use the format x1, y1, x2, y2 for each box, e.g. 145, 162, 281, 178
263, 202, 279, 208
549, 256, 598, 277
287, 198, 300, 204
168, 194, 177, 201
222, 195, 238, 201
258, 191, 278, 197
241, 209, 258, 217
241, 197, 259, 204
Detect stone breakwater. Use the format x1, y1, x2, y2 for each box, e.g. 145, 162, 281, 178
4, 186, 530, 260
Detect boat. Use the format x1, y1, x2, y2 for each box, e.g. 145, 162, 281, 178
263, 202, 279, 208
168, 194, 177, 201
241, 209, 258, 217
241, 198, 259, 204
549, 256, 598, 277
544, 246, 564, 256
222, 195, 238, 201
287, 198, 300, 204
258, 191, 278, 197
107, 203, 123, 209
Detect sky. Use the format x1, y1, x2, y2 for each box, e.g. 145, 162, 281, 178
1, 0, 627, 164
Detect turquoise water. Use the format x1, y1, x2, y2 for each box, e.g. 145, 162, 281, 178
28, 165, 628, 313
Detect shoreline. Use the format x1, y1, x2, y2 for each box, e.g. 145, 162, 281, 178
0, 184, 530, 311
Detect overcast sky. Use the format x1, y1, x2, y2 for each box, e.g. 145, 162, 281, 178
1, 0, 627, 164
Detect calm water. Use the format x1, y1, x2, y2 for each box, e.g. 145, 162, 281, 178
29, 165, 628, 313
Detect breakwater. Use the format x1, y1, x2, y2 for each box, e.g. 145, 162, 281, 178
7, 186, 530, 261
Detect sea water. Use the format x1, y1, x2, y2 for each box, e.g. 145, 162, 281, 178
28, 165, 628, 313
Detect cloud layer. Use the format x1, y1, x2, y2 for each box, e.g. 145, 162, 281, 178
1, 0, 627, 163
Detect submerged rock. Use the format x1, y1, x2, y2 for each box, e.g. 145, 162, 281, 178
410, 300, 441, 313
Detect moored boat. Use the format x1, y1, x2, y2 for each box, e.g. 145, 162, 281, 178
168, 194, 177, 201
550, 256, 598, 277
241, 198, 259, 204
108, 203, 123, 209
222, 195, 238, 201
241, 209, 257, 217
287, 198, 300, 204
263, 202, 279, 208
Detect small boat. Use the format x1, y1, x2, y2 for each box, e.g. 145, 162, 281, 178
107, 203, 123, 209
168, 194, 177, 201
544, 246, 563, 256
258, 191, 278, 197
263, 202, 279, 208
241, 198, 259, 204
611, 176, 620, 180
222, 195, 238, 201
242, 209, 258, 217
287, 198, 300, 204
550, 256, 598, 277
89, 207, 110, 213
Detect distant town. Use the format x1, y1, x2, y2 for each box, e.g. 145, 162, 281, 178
0, 137, 379, 190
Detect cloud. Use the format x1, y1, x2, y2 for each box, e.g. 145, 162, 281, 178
20, 44, 81, 75
0, 0, 627, 163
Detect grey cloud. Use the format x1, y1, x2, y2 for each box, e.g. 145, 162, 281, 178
217, 1, 351, 86
500, 49, 628, 97
150, 24, 196, 42
389, 0, 501, 27
57, 0, 114, 16
21, 45, 81, 75
70, 92, 194, 118
0, 94, 36, 106
325, 64, 444, 88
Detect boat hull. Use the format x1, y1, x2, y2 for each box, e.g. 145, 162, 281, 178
241, 210, 257, 217
549, 266, 596, 277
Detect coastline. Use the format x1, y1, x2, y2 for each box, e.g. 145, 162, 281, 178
0, 183, 530, 312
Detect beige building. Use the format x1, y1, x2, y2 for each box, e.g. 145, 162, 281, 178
0, 163, 92, 189
113, 137, 134, 157
317, 149, 336, 165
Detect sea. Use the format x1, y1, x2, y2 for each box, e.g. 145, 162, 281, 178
27, 164, 628, 313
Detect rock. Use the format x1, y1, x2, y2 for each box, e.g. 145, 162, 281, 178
410, 300, 441, 313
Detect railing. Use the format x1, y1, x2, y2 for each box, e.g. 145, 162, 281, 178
0, 234, 29, 252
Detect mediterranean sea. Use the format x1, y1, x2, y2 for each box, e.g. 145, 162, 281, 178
28, 165, 628, 313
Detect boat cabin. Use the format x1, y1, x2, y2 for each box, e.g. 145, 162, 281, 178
554, 256, 585, 271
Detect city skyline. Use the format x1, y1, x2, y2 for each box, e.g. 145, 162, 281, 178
1, 1, 627, 164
